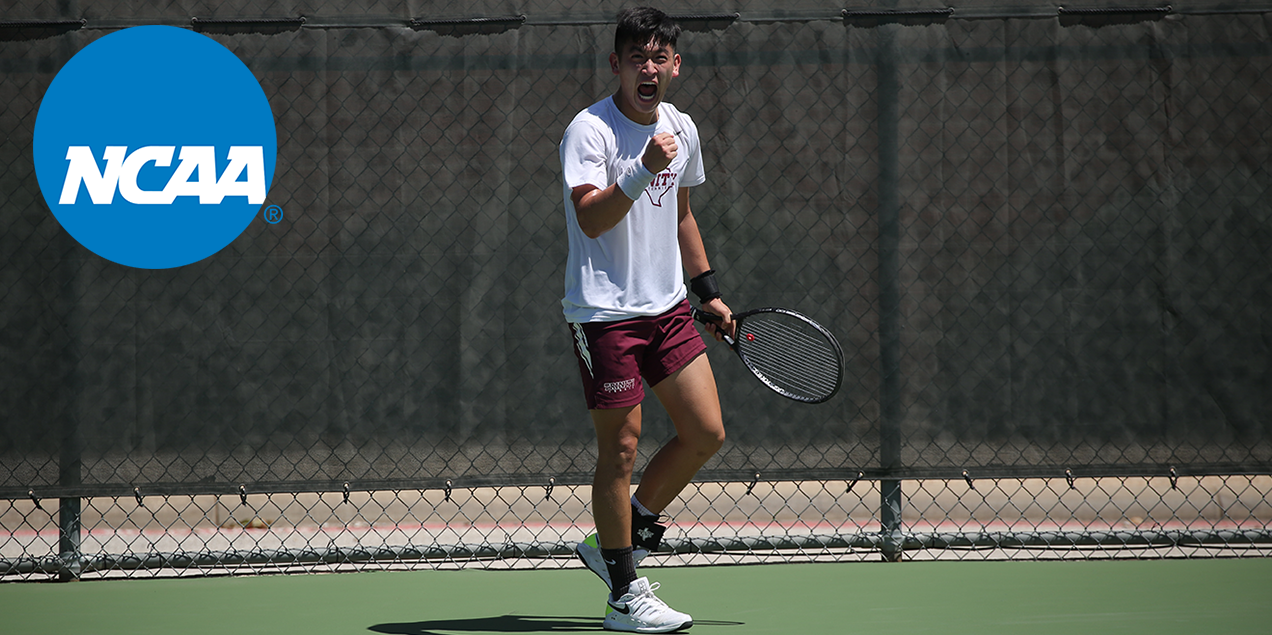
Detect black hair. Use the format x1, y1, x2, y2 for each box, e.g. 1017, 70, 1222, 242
613, 7, 681, 54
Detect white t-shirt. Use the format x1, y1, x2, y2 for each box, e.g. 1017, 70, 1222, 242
560, 97, 706, 323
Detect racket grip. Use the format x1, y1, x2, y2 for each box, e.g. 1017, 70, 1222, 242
691, 306, 723, 325
691, 306, 735, 345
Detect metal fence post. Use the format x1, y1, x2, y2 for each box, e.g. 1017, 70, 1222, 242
876, 21, 905, 563
57, 496, 82, 581
57, 254, 83, 582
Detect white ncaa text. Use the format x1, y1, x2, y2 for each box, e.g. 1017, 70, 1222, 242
59, 145, 267, 205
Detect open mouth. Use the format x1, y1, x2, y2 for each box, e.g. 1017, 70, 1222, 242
637, 82, 658, 100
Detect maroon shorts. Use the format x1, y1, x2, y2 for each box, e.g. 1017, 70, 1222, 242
569, 299, 707, 410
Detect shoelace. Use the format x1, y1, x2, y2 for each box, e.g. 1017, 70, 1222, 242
630, 582, 671, 617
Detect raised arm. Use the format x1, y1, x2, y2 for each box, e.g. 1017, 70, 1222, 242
574, 132, 679, 238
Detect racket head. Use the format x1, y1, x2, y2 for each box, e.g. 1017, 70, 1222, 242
695, 306, 845, 404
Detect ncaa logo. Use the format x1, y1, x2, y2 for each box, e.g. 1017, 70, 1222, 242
33, 25, 277, 269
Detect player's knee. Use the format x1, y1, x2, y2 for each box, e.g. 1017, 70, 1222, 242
707, 427, 726, 454
617, 435, 641, 465
600, 434, 641, 470
687, 426, 725, 457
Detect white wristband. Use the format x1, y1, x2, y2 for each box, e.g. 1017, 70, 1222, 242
617, 163, 657, 201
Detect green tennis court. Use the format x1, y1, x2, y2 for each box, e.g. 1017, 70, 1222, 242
2, 559, 1269, 634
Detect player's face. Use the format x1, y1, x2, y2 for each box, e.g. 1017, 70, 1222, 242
610, 37, 680, 125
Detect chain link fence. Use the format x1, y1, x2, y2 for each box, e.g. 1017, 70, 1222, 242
2, 2, 1270, 580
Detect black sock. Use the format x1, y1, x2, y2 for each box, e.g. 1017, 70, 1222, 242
601, 546, 637, 600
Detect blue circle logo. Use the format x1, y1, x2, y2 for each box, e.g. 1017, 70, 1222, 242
33, 26, 277, 269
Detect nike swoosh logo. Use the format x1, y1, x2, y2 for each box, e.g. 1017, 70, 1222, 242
603, 559, 616, 565
608, 602, 631, 615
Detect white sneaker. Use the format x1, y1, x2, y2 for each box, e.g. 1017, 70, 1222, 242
603, 577, 693, 633
575, 533, 650, 591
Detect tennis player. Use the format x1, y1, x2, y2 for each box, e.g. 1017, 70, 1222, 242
560, 6, 735, 633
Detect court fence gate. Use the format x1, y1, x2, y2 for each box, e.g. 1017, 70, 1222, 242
2, 1, 1270, 580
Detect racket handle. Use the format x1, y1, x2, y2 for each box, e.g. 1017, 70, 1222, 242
691, 306, 723, 324
691, 306, 735, 345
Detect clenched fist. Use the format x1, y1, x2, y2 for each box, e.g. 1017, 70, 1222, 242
641, 132, 678, 174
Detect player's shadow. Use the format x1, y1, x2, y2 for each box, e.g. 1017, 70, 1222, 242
369, 615, 600, 634
369, 615, 742, 634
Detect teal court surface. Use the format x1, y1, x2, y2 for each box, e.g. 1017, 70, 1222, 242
2, 559, 1270, 634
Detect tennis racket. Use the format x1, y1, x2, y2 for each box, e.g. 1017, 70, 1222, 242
692, 306, 844, 404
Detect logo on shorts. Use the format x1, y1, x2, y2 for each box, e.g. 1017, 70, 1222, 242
33, 25, 277, 269
602, 378, 638, 394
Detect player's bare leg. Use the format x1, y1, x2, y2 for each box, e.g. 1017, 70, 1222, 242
591, 404, 642, 551
637, 354, 726, 514
590, 391, 693, 635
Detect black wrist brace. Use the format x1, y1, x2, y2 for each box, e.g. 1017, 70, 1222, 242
689, 269, 722, 303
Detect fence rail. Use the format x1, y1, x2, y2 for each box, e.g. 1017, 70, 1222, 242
4, 475, 1270, 579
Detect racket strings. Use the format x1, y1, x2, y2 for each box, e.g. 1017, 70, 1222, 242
735, 315, 841, 401
743, 324, 838, 383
